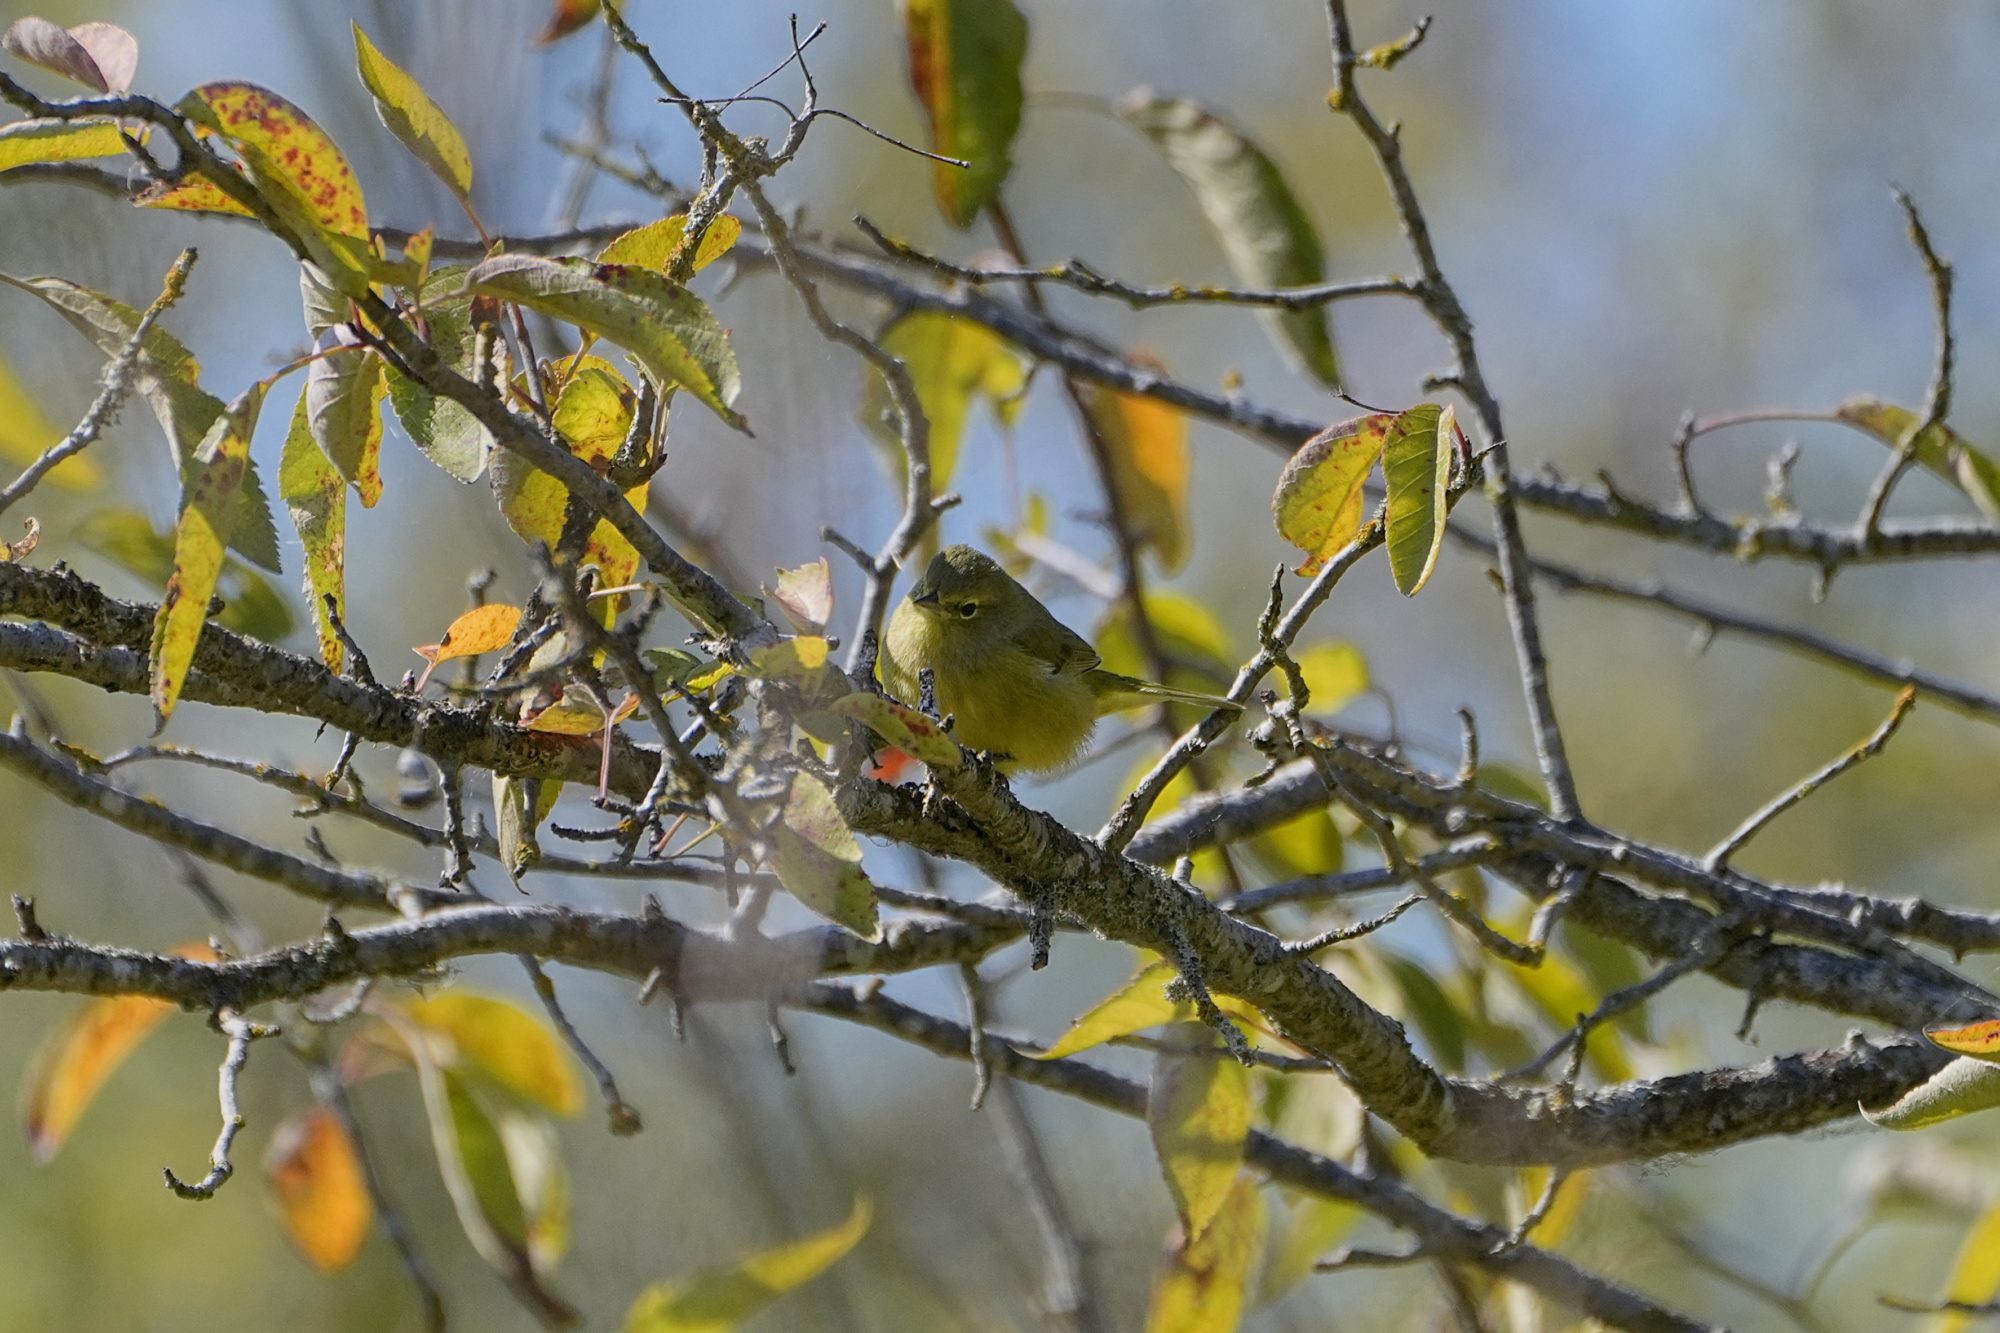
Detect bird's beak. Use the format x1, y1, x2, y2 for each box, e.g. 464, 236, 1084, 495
910, 589, 940, 607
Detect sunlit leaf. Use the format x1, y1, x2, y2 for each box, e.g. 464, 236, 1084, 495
20, 942, 213, 1161
768, 558, 833, 635
1863, 1057, 2000, 1131
1929, 1019, 2000, 1062
1119, 90, 1338, 386
1035, 961, 1179, 1061
768, 770, 879, 939
1923, 1199, 2000, 1333
0, 349, 98, 487
264, 1106, 373, 1273
596, 214, 742, 276
1272, 414, 1393, 576
749, 634, 833, 681
1291, 641, 1367, 714
1096, 591, 1234, 692
859, 311, 1026, 490
151, 383, 266, 726
384, 266, 497, 481
1836, 396, 2000, 524
464, 255, 744, 429
1148, 1025, 1253, 1241
0, 117, 129, 172
307, 345, 386, 508
1086, 359, 1191, 573
826, 692, 963, 770
0, 274, 282, 570
278, 390, 347, 671
624, 1197, 872, 1333
75, 508, 293, 643
1382, 403, 1453, 596
352, 24, 473, 201
401, 990, 584, 1119
493, 773, 562, 876
1505, 941, 1635, 1083
2, 18, 137, 93
1145, 1171, 1266, 1333
414, 603, 523, 690
1246, 805, 1343, 882
522, 686, 638, 736
900, 0, 1028, 228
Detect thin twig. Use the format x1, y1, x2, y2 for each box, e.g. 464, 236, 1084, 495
164, 1012, 268, 1199
519, 955, 642, 1135
1855, 190, 1954, 545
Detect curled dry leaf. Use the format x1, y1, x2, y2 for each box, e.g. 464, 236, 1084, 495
2, 516, 39, 562
414, 603, 524, 690
768, 557, 834, 635
2, 17, 137, 93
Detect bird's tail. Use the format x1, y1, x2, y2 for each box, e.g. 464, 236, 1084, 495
1092, 671, 1243, 715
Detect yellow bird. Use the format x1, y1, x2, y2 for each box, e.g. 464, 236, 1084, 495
882, 545, 1241, 772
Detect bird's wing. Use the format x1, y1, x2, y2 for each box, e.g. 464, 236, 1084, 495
1014, 610, 1101, 676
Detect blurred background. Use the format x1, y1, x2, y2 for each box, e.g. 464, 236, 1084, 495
4, 0, 2000, 1328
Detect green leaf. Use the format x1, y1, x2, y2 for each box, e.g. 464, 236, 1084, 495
1147, 1025, 1253, 1242
1119, 90, 1338, 386
596, 214, 742, 275
1258, 1194, 1358, 1307
1382, 403, 1453, 596
74, 508, 292, 642
767, 770, 879, 939
383, 265, 497, 482
859, 311, 1026, 490
1272, 414, 1393, 576
352, 24, 473, 201
0, 350, 98, 487
1835, 396, 2000, 523
1145, 1172, 1265, 1333
0, 117, 129, 172
0, 274, 282, 571
900, 0, 1028, 228
151, 383, 266, 726
307, 346, 386, 508
464, 255, 744, 429
493, 774, 562, 876
278, 390, 347, 671
1383, 952, 1466, 1073
624, 1198, 872, 1333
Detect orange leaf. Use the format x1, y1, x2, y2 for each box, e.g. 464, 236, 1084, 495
264, 1107, 374, 1272
414, 603, 523, 690
1929, 1019, 2000, 1060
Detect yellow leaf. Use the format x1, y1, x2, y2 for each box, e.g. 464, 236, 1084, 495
0, 117, 129, 172
1035, 960, 1180, 1060
1145, 1172, 1266, 1333
1928, 1018, 2000, 1061
352, 24, 473, 200
523, 686, 639, 736
1088, 357, 1191, 573
151, 383, 266, 725
400, 991, 584, 1117
1147, 1026, 1253, 1241
0, 350, 98, 487
597, 214, 742, 275
1272, 415, 1394, 576
279, 390, 347, 672
1291, 641, 1367, 714
859, 311, 1026, 489
1515, 1166, 1588, 1252
900, 0, 1027, 227
768, 770, 879, 939
1931, 1199, 2000, 1333
21, 942, 213, 1160
493, 774, 563, 875
1258, 1195, 1358, 1306
264, 1106, 374, 1272
1095, 591, 1233, 688
750, 635, 834, 683
625, 1197, 872, 1332
1837, 396, 2000, 524
414, 603, 523, 690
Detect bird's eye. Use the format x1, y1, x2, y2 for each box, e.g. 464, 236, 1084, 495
958, 601, 979, 618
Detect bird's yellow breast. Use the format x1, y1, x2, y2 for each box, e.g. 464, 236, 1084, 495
883, 603, 1101, 771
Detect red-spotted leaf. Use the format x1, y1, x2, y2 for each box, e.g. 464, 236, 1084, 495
1119, 90, 1338, 387
2, 18, 137, 93
827, 691, 963, 770
353, 24, 472, 202
1272, 414, 1393, 576
1147, 1025, 1253, 1241
768, 770, 879, 939
306, 345, 386, 507
279, 389, 347, 671
0, 117, 130, 172
0, 274, 282, 570
464, 255, 744, 429
264, 1107, 374, 1273
1382, 403, 1453, 596
900, 0, 1028, 228
151, 383, 267, 726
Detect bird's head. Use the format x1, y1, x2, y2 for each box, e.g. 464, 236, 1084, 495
906, 544, 1012, 623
